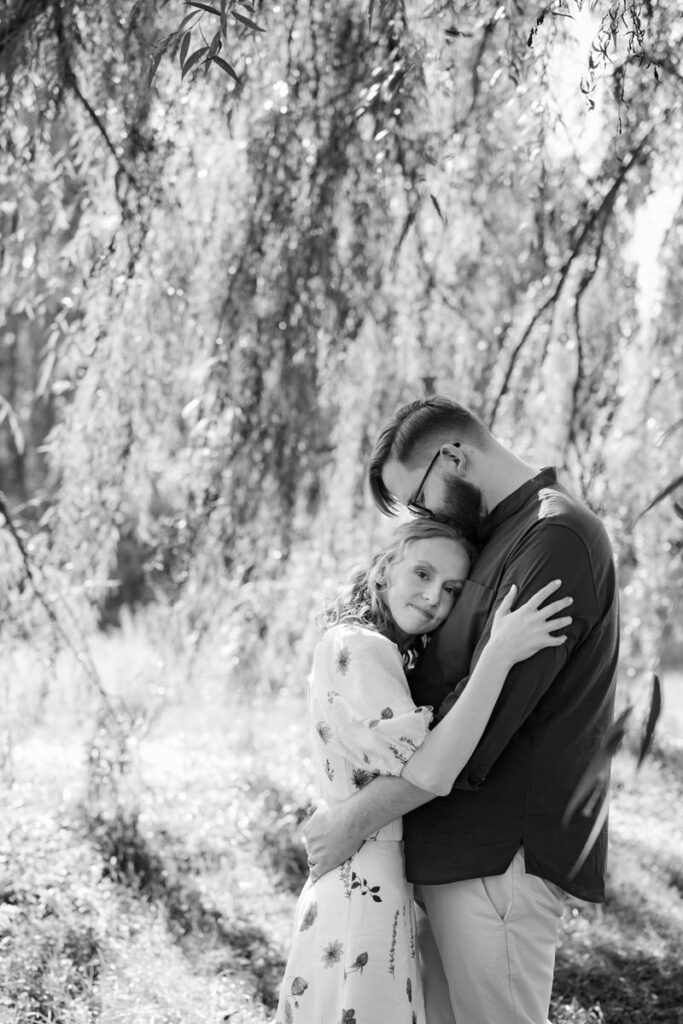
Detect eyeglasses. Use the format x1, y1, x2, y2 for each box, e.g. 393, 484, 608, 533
405, 441, 460, 518
406, 450, 442, 518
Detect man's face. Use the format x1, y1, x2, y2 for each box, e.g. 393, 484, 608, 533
382, 453, 485, 534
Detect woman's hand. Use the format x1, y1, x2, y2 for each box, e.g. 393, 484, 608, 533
489, 579, 572, 669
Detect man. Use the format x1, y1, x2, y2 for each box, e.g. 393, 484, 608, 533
304, 396, 619, 1024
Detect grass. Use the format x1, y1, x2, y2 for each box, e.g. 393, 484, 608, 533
550, 752, 683, 1023
1, 632, 682, 1023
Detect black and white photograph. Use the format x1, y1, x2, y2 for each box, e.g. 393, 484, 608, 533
1, 2, 682, 1022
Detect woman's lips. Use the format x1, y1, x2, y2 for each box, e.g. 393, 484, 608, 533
409, 604, 433, 620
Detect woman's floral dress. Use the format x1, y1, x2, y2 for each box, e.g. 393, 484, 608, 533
275, 623, 433, 1024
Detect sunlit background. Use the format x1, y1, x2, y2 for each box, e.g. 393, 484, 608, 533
1, 1, 682, 1021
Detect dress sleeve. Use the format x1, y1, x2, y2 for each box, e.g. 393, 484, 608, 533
311, 626, 433, 776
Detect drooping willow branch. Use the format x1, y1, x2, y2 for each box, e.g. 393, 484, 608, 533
0, 0, 54, 62
488, 130, 653, 428
0, 491, 125, 736
64, 65, 138, 184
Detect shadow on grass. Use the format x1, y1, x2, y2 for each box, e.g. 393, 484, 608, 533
86, 806, 286, 1008
554, 943, 683, 1023
252, 782, 312, 894
0, 875, 103, 1023
86, 797, 683, 1021
604, 877, 683, 947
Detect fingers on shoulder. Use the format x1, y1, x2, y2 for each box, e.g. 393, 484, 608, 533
527, 578, 563, 608
496, 584, 518, 613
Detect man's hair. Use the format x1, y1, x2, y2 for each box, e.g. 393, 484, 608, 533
369, 396, 490, 515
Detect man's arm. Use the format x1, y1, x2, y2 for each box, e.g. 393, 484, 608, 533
443, 524, 600, 788
303, 775, 432, 878
303, 575, 574, 874
303, 639, 514, 875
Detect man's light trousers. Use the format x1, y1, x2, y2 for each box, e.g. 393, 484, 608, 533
415, 846, 566, 1024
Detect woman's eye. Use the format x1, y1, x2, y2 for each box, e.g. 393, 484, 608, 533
415, 569, 427, 579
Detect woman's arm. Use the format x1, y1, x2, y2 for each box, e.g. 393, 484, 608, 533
400, 579, 572, 795
304, 581, 573, 878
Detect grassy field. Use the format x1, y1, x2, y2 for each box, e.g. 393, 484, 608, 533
1, 644, 682, 1024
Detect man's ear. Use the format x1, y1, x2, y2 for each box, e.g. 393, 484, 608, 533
441, 442, 467, 475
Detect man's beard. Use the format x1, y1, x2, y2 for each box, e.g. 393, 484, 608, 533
433, 476, 485, 543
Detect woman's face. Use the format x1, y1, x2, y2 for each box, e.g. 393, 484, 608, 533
385, 536, 471, 642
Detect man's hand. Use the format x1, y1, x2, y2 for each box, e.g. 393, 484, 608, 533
302, 775, 430, 880
302, 799, 364, 880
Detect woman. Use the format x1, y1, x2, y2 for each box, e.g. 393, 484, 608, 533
275, 519, 572, 1024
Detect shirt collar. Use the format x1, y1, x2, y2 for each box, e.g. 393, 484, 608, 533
476, 467, 557, 543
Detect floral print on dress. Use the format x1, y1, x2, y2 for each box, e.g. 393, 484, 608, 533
350, 872, 382, 901
388, 909, 399, 976
277, 976, 310, 1024
299, 902, 318, 931
340, 858, 353, 899
388, 743, 410, 765
368, 707, 395, 727
399, 735, 419, 749
322, 940, 344, 968
316, 721, 332, 744
310, 626, 432, 777
351, 767, 378, 790
336, 645, 351, 674
275, 623, 428, 1024
346, 951, 369, 974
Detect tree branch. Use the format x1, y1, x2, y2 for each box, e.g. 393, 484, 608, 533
566, 250, 603, 493
0, 0, 54, 61
488, 130, 652, 427
0, 491, 124, 732
452, 16, 498, 132
65, 65, 137, 184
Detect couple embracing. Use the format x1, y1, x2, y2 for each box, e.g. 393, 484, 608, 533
276, 396, 619, 1024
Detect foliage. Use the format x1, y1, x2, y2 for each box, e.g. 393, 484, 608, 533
252, 781, 313, 894
0, 817, 107, 1023
0, 792, 276, 1022
2, 0, 682, 586
1, 0, 683, 933
2, 683, 682, 1022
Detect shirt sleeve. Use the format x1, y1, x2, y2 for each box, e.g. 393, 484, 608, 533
437, 523, 601, 789
311, 626, 433, 775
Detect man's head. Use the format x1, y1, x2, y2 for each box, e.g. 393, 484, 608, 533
369, 396, 492, 539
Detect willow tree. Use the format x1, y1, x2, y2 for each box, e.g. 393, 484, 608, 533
1, 0, 682, 703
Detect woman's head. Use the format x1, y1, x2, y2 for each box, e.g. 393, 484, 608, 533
322, 519, 474, 650
381, 523, 472, 643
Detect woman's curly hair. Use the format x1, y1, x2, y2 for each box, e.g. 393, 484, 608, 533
319, 519, 476, 666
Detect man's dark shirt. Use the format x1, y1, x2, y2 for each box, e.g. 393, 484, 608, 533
404, 468, 619, 902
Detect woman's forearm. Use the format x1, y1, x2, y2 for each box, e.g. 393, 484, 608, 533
401, 644, 512, 795
306, 645, 512, 876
